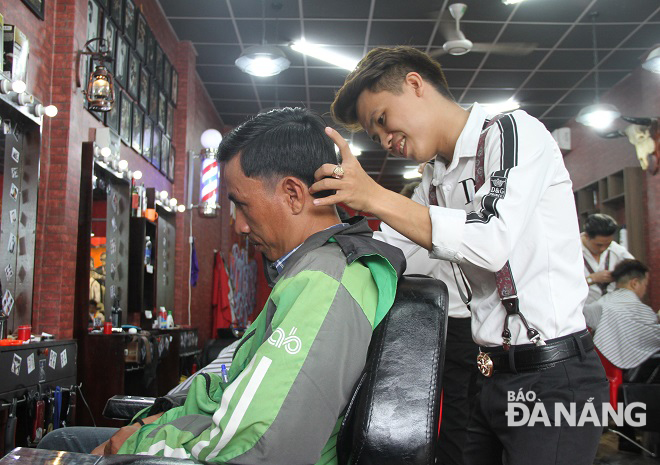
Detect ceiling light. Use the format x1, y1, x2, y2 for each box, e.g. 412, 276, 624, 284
576, 104, 621, 130
335, 143, 362, 156
235, 45, 290, 77
482, 98, 520, 116
290, 40, 359, 71
502, 0, 526, 4
576, 12, 621, 130
642, 45, 660, 73
403, 168, 423, 179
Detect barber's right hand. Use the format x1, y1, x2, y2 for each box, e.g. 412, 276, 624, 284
589, 270, 613, 284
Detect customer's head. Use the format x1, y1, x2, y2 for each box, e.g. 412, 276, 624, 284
612, 259, 649, 299
331, 46, 455, 163
219, 107, 340, 260
582, 213, 619, 256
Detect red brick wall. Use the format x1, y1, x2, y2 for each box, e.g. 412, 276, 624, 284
563, 67, 660, 310
6, 0, 231, 348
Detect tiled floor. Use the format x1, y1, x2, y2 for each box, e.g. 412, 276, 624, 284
594, 431, 659, 464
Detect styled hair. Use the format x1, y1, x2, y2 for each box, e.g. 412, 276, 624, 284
331, 46, 454, 130
584, 213, 618, 238
612, 259, 649, 286
218, 107, 338, 189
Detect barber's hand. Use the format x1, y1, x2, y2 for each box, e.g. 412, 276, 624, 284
309, 127, 383, 213
590, 271, 613, 284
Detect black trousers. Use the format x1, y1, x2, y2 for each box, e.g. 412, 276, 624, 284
464, 347, 609, 465
437, 316, 480, 465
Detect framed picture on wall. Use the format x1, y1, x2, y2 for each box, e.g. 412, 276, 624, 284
110, 0, 122, 28
146, 28, 156, 71
21, 0, 45, 21
168, 145, 175, 181
154, 44, 163, 85
163, 58, 171, 97
160, 136, 170, 176
105, 91, 120, 131
119, 91, 132, 145
123, 0, 136, 45
97, 0, 108, 10
139, 67, 150, 110
152, 128, 162, 170
171, 68, 178, 106
158, 91, 166, 129
149, 80, 159, 119
131, 106, 143, 154
166, 102, 174, 137
102, 17, 116, 72
127, 51, 140, 99
86, 0, 101, 50
136, 13, 147, 58
142, 117, 153, 162
114, 34, 128, 86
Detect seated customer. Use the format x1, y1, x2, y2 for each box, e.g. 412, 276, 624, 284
583, 259, 660, 370
39, 107, 404, 464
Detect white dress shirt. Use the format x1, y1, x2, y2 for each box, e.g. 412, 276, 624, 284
583, 240, 634, 304
380, 103, 588, 347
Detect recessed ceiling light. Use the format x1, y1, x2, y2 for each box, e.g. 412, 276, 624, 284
290, 40, 359, 71
235, 45, 290, 77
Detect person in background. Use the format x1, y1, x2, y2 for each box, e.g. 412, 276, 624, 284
583, 259, 660, 372
310, 45, 607, 465
582, 213, 634, 304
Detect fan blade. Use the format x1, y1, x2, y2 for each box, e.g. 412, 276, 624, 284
438, 16, 461, 42
470, 42, 537, 56
428, 48, 449, 58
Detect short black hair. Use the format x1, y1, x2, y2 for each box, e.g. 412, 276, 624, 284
612, 259, 649, 285
218, 107, 339, 189
584, 213, 618, 238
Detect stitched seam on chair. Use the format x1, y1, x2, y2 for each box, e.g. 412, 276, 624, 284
353, 310, 391, 464
426, 316, 442, 465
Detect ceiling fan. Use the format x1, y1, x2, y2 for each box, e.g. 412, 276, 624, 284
430, 3, 537, 57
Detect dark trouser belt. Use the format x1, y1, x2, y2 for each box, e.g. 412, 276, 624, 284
477, 329, 594, 377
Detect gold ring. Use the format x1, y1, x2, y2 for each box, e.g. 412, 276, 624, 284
332, 165, 345, 178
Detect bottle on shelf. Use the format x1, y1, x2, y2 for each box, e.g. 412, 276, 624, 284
166, 310, 174, 329
111, 297, 122, 328
144, 236, 152, 267
131, 180, 139, 217
159, 307, 168, 329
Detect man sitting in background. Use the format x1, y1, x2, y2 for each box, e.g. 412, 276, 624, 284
583, 259, 660, 371
40, 107, 404, 465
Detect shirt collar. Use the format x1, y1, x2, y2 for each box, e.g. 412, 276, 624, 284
433, 103, 488, 180
270, 223, 349, 275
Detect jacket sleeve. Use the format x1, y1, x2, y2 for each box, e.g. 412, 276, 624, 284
119, 264, 377, 465
428, 113, 562, 271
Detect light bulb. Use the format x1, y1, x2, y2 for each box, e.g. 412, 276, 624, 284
200, 129, 222, 149
159, 190, 169, 201
177, 204, 186, 213
133, 170, 143, 180
12, 80, 26, 94
118, 159, 129, 172
170, 198, 178, 207
100, 146, 112, 158
44, 105, 58, 117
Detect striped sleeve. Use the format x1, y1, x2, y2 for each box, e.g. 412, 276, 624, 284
429, 113, 560, 272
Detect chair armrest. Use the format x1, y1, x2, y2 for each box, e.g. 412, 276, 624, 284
102, 395, 157, 421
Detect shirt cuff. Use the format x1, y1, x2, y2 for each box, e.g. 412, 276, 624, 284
428, 205, 466, 263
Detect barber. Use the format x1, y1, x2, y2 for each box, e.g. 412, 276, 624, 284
310, 46, 608, 465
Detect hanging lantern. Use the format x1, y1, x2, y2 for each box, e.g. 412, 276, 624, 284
86, 65, 115, 112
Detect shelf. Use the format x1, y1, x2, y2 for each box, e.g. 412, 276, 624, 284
602, 193, 625, 204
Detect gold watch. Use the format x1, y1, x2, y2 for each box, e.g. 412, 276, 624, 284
586, 276, 594, 285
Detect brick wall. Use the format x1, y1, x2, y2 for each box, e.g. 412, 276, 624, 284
6, 0, 230, 348
563, 67, 660, 310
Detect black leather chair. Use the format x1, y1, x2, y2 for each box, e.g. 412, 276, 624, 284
3, 276, 449, 465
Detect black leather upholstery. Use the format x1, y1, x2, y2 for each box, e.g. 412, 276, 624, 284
337, 276, 449, 465
102, 396, 157, 421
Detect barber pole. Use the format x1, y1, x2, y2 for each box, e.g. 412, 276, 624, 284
200, 156, 219, 216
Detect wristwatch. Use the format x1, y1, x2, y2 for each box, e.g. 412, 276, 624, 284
586, 276, 594, 285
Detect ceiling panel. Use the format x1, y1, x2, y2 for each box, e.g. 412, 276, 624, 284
157, 0, 660, 193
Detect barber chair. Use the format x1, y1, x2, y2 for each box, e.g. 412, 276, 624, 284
597, 349, 660, 458
1, 276, 448, 465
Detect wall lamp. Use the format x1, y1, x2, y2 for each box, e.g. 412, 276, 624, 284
77, 38, 115, 112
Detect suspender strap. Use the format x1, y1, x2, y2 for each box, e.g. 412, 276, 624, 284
583, 251, 611, 295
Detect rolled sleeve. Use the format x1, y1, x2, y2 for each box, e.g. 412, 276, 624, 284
428, 205, 466, 263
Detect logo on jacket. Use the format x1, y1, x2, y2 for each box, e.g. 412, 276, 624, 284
489, 176, 507, 199
268, 327, 302, 355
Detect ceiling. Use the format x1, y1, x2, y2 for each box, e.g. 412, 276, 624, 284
157, 0, 660, 194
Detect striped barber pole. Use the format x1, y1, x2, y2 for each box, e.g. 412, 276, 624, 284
200, 157, 219, 206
